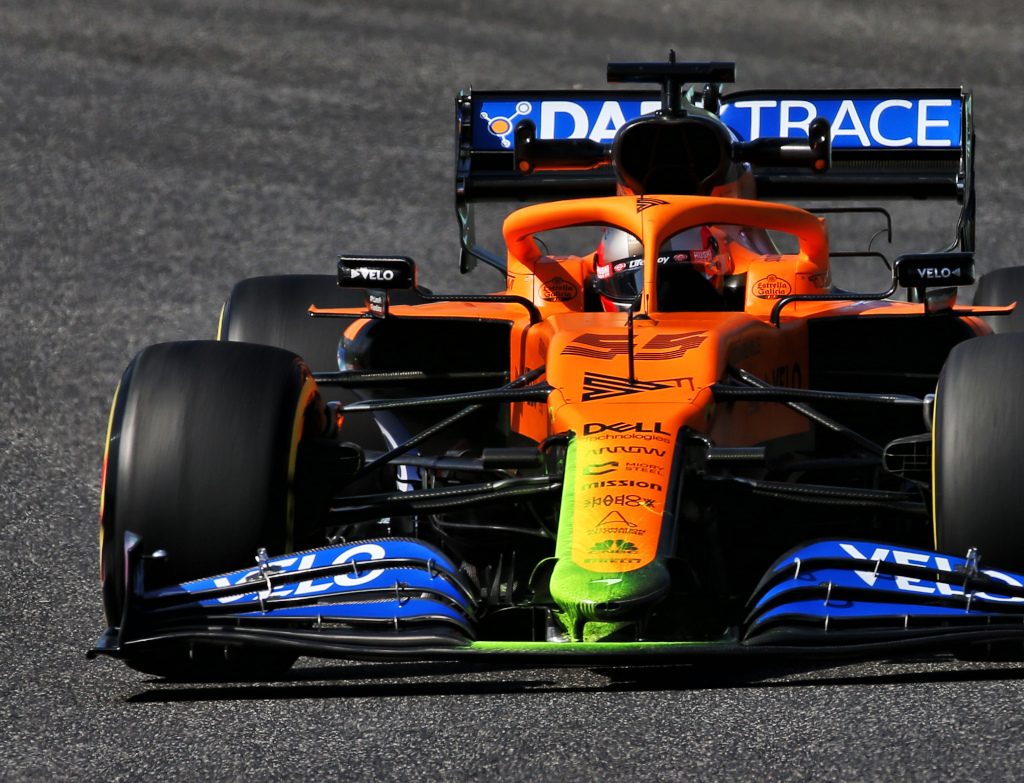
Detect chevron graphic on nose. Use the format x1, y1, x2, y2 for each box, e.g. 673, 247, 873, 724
581, 372, 671, 401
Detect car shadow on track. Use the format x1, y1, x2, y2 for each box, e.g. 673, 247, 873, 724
124, 657, 1024, 703
594, 659, 1024, 690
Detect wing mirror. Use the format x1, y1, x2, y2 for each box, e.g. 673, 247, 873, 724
894, 252, 975, 313
894, 252, 975, 288
337, 255, 417, 318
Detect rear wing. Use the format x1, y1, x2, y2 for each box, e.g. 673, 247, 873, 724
456, 88, 974, 272
721, 89, 971, 201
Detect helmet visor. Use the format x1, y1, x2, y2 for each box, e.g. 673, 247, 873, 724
595, 255, 644, 302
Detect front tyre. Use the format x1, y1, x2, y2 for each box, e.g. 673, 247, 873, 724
100, 341, 327, 676
933, 334, 1024, 572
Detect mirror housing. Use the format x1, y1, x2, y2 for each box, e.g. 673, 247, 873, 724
895, 252, 975, 314
337, 255, 417, 318
894, 253, 975, 289
337, 255, 417, 290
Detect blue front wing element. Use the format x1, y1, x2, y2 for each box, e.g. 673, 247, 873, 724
96, 534, 1024, 663
138, 538, 478, 636
745, 539, 1024, 643
229, 598, 470, 626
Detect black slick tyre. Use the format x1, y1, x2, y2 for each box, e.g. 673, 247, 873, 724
100, 340, 326, 676
973, 266, 1024, 334
217, 274, 363, 371
933, 333, 1024, 571
218, 274, 424, 371
217, 274, 394, 484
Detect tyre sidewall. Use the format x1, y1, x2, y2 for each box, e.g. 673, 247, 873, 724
934, 333, 1024, 569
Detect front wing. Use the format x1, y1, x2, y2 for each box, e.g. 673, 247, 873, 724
90, 534, 1024, 667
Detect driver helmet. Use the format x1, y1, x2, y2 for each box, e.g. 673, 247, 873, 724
594, 226, 733, 312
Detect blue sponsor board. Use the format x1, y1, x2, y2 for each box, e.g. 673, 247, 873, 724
472, 94, 961, 151
473, 97, 661, 149
720, 96, 961, 148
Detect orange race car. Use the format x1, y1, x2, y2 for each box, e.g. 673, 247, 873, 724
92, 57, 1024, 677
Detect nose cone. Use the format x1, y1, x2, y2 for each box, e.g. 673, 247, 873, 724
550, 555, 672, 633
546, 411, 680, 638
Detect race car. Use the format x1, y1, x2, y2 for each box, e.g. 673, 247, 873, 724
92, 57, 1024, 678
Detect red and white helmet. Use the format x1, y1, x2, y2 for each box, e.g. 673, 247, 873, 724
594, 226, 733, 311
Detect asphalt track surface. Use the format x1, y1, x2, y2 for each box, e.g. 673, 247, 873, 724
3, 1, 1024, 780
